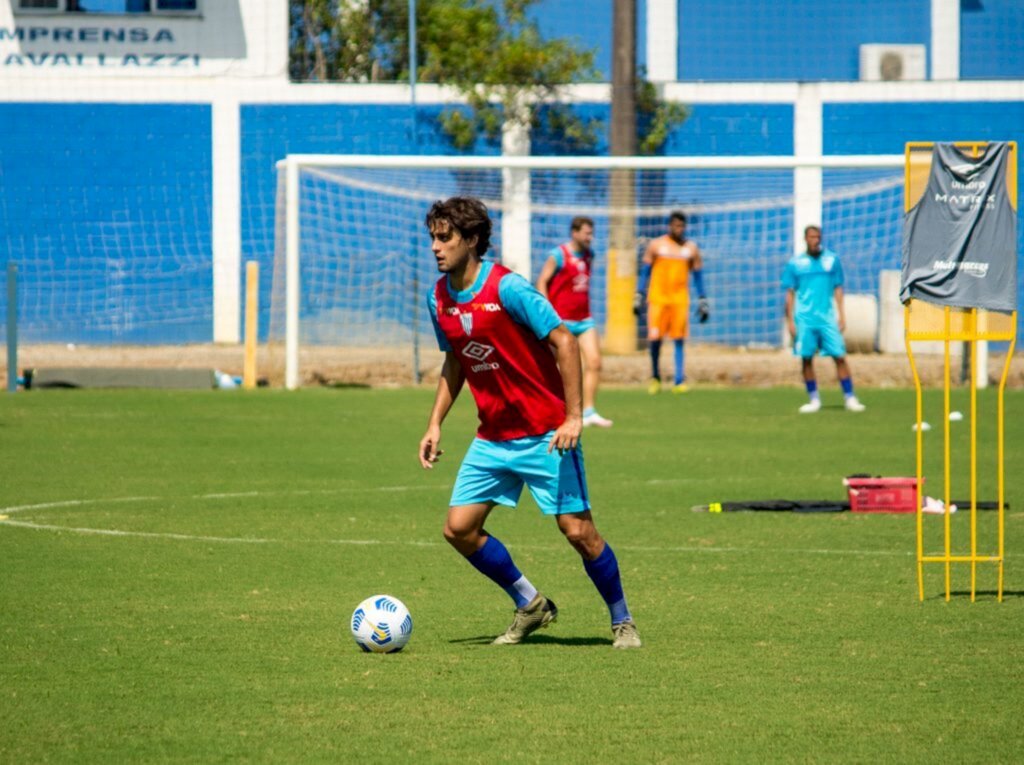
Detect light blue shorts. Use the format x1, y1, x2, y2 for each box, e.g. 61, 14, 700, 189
794, 323, 846, 358
450, 432, 591, 515
564, 318, 596, 336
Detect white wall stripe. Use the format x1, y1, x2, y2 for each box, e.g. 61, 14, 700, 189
793, 83, 823, 249
646, 0, 678, 82
931, 0, 961, 81
212, 93, 242, 344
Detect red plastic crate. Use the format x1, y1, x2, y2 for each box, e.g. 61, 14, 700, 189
845, 477, 921, 513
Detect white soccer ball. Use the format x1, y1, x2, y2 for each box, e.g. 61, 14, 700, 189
350, 594, 413, 653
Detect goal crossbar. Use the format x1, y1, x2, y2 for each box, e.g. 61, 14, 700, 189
279, 154, 903, 172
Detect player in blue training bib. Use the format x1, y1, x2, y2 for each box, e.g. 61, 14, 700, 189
782, 225, 865, 414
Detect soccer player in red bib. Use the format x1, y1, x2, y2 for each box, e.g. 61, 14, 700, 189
418, 197, 640, 649
536, 216, 613, 428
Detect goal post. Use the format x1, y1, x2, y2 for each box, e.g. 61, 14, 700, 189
272, 153, 904, 390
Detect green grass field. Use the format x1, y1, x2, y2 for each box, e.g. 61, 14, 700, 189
2, 386, 1023, 762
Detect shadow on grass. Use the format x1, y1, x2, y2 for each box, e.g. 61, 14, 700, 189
924, 590, 1024, 600
949, 589, 1024, 599
317, 381, 372, 389
450, 634, 611, 647
310, 372, 371, 389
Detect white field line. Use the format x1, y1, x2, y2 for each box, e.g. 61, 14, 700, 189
0, 489, 961, 558
0, 518, 277, 544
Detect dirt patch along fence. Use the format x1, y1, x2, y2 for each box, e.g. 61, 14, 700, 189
6, 343, 1024, 390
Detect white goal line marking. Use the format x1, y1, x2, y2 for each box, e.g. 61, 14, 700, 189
0, 489, 980, 559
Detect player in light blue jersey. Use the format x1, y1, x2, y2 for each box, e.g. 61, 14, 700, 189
782, 226, 865, 414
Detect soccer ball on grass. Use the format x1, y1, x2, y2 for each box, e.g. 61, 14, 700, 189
351, 595, 413, 653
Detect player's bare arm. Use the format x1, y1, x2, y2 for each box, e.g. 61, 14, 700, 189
535, 256, 558, 298
546, 324, 583, 453
419, 352, 465, 469
784, 289, 796, 338
834, 286, 846, 332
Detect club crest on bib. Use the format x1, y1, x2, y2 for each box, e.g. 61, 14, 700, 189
460, 312, 473, 336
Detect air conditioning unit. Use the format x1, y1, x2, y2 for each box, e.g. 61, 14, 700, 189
859, 44, 927, 81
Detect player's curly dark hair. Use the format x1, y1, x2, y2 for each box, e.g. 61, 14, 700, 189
570, 216, 594, 232
425, 197, 492, 257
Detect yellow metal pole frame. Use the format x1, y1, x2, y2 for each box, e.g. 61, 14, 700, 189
943, 306, 951, 601
907, 302, 1016, 602
970, 308, 978, 602
905, 140, 1017, 602
997, 331, 1016, 601
905, 308, 925, 602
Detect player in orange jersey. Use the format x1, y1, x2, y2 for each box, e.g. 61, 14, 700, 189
634, 211, 709, 393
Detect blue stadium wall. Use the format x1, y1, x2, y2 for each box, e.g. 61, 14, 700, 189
1, 0, 1021, 346
0, 102, 212, 344
2, 99, 1021, 344
532, 0, 1023, 81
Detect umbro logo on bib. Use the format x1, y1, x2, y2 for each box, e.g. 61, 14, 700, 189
462, 341, 500, 372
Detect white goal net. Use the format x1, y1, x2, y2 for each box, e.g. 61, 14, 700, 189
271, 154, 903, 388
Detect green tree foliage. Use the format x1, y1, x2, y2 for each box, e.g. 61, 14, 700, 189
416, 0, 598, 149
289, 0, 408, 82
288, 0, 686, 153
635, 71, 690, 156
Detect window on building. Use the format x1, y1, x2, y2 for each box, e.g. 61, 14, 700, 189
16, 0, 199, 12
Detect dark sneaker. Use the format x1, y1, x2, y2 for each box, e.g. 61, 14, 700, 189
492, 594, 558, 645
611, 620, 642, 649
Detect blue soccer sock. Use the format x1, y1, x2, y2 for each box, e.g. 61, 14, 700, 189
805, 379, 820, 402
583, 406, 596, 418
583, 543, 632, 625
465, 535, 537, 608
840, 377, 854, 398
649, 340, 662, 380
673, 340, 686, 384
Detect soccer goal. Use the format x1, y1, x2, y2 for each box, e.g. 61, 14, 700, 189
271, 153, 903, 389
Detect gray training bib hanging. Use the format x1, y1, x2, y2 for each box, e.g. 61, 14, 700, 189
901, 141, 1017, 312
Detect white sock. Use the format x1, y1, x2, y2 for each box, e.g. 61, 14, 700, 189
509, 576, 538, 607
